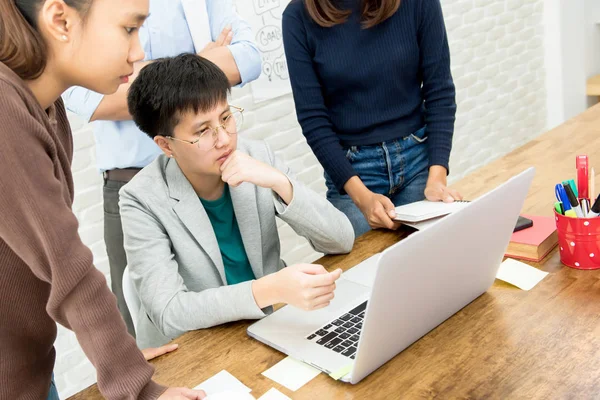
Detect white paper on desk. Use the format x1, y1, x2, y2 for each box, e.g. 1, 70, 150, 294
206, 392, 255, 400
258, 388, 291, 400
194, 370, 252, 396
496, 258, 549, 290
262, 356, 321, 392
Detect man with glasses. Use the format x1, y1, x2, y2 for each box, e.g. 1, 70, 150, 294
119, 54, 353, 348
63, 1, 261, 336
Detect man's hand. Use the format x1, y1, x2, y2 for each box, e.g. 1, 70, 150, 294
199, 25, 233, 55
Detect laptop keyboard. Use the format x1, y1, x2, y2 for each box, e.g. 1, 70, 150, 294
305, 301, 368, 359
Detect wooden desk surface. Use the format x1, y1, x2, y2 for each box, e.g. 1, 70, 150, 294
71, 105, 600, 399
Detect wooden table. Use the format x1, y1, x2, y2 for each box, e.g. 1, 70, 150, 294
587, 74, 600, 103
71, 105, 600, 399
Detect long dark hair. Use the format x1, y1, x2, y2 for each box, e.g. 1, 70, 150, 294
0, 0, 91, 80
304, 0, 401, 29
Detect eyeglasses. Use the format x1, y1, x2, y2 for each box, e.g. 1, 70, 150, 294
166, 105, 244, 151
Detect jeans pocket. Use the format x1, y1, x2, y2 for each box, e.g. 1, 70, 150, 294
344, 146, 359, 162
408, 126, 428, 144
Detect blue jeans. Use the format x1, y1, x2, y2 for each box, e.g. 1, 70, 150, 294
325, 126, 429, 237
47, 374, 59, 400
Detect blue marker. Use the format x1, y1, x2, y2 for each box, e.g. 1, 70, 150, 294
555, 184, 572, 212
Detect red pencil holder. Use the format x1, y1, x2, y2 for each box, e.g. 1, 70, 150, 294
555, 210, 600, 269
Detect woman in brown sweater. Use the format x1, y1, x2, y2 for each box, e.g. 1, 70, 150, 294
0, 0, 206, 399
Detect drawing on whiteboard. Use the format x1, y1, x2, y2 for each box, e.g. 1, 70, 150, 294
262, 62, 272, 81
237, 0, 291, 102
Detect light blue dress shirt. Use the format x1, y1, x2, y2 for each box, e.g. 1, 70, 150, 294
63, 0, 261, 172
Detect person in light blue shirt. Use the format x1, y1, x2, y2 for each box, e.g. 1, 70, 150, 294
63, 0, 261, 337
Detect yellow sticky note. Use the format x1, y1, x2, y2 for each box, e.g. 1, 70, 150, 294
329, 364, 353, 380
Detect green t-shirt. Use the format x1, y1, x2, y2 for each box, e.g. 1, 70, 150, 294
200, 185, 256, 285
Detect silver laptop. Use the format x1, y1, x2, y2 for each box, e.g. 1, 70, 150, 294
247, 168, 534, 384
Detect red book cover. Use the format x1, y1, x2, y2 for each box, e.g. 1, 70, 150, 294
505, 215, 558, 262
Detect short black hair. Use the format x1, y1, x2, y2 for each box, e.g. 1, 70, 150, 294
127, 53, 231, 139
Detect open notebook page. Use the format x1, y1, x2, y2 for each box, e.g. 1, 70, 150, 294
393, 200, 469, 223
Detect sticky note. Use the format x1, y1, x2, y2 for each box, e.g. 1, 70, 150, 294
329, 363, 353, 380
496, 258, 549, 290
262, 356, 321, 391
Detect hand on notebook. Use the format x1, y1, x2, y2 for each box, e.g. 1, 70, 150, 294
424, 167, 463, 203
343, 177, 400, 230
356, 191, 401, 231
252, 264, 342, 311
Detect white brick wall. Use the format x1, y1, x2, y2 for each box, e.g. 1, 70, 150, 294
56, 1, 547, 397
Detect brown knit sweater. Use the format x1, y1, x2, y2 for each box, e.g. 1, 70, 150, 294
0, 63, 166, 399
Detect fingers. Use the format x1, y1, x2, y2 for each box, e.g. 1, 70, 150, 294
440, 187, 462, 203
141, 343, 178, 361
425, 180, 463, 203
424, 185, 444, 202
362, 194, 398, 230
199, 25, 233, 56
297, 263, 328, 275
370, 200, 396, 230
447, 188, 463, 201
381, 195, 397, 219
222, 171, 243, 187
309, 282, 336, 298
220, 154, 243, 186
215, 25, 232, 46
304, 268, 342, 287
307, 291, 335, 310
179, 388, 207, 399
441, 186, 455, 203
224, 30, 233, 46
300, 286, 336, 310
159, 388, 207, 400
220, 152, 253, 187
310, 301, 332, 310
375, 208, 396, 229
219, 150, 236, 172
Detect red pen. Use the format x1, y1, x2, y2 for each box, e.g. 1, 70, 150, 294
577, 155, 589, 201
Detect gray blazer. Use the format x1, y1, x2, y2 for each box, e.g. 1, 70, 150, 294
119, 138, 354, 348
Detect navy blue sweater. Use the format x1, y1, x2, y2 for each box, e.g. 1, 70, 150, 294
282, 0, 456, 193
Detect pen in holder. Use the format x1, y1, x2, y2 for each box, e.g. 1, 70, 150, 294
554, 210, 600, 270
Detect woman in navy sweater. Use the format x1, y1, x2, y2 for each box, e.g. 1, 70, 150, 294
282, 0, 462, 236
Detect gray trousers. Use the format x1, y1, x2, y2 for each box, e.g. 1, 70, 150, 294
103, 179, 136, 337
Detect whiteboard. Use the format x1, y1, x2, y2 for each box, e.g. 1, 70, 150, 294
236, 0, 292, 103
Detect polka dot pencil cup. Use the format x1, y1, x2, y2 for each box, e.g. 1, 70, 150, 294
555, 210, 600, 269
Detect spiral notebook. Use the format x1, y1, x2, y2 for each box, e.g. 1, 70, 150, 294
393, 200, 470, 223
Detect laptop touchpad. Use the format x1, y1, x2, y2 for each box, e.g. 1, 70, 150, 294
342, 253, 381, 288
